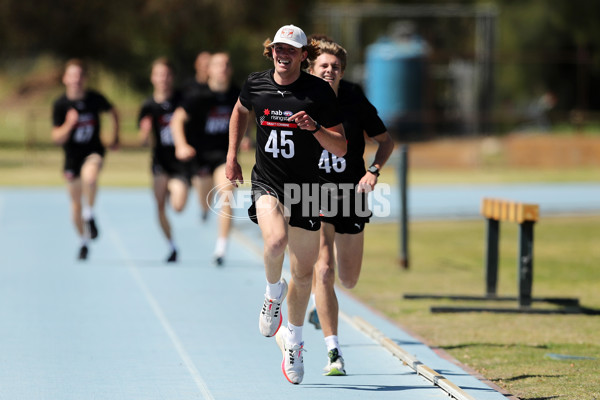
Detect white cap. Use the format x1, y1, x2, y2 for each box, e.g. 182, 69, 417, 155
271, 25, 307, 48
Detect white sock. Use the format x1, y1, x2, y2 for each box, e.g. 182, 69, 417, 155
168, 239, 176, 252
310, 293, 316, 308
325, 335, 341, 354
82, 226, 91, 240
265, 279, 282, 300
82, 205, 93, 221
286, 322, 303, 346
214, 237, 227, 257
80, 236, 89, 247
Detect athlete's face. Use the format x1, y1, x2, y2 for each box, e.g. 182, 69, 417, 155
272, 44, 306, 76
195, 51, 211, 78
310, 53, 344, 93
150, 63, 174, 92
62, 65, 86, 93
207, 53, 232, 85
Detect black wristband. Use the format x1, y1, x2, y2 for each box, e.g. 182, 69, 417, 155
307, 122, 321, 134
367, 165, 380, 177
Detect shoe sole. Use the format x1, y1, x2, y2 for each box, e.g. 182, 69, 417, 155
276, 331, 301, 384
324, 367, 346, 376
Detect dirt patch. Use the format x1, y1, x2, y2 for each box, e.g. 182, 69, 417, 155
403, 134, 600, 168
0, 68, 62, 109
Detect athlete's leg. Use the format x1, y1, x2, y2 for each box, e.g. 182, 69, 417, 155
213, 164, 233, 237
153, 173, 171, 240
308, 266, 321, 329
334, 231, 365, 289
67, 178, 84, 237
68, 176, 90, 259
163, 175, 186, 262
79, 154, 103, 214
286, 226, 320, 327
318, 226, 361, 376
167, 176, 188, 213
278, 225, 319, 383
255, 195, 287, 284
314, 222, 338, 337
192, 171, 213, 219
256, 195, 289, 337
212, 163, 234, 261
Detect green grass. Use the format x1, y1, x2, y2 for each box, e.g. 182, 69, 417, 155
0, 146, 255, 187
356, 218, 600, 400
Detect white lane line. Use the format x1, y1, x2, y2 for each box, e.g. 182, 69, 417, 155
346, 313, 477, 400
108, 228, 215, 400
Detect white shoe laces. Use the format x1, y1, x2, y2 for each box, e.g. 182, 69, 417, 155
261, 296, 282, 321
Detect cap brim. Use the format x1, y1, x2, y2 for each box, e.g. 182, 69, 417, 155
271, 39, 305, 48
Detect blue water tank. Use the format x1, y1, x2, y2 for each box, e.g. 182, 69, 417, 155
365, 36, 427, 135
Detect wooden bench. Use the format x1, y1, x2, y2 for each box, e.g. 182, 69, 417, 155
404, 197, 580, 313
481, 198, 539, 307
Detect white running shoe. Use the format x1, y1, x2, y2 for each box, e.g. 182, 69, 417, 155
276, 329, 305, 384
323, 348, 346, 376
259, 278, 288, 337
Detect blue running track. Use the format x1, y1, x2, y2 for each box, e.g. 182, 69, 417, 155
0, 186, 553, 400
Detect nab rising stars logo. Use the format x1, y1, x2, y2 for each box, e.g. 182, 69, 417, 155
263, 109, 292, 122
260, 108, 296, 128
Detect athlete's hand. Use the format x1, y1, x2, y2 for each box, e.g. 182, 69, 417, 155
175, 143, 196, 161
65, 108, 79, 129
357, 172, 377, 193
139, 116, 152, 146
226, 159, 244, 187
108, 137, 120, 151
288, 111, 318, 132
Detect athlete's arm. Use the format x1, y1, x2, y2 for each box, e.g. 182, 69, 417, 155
226, 99, 250, 187
170, 107, 196, 161
51, 108, 79, 145
107, 107, 120, 150
314, 122, 346, 157
138, 115, 152, 146
369, 131, 394, 171
357, 131, 394, 193
288, 111, 346, 157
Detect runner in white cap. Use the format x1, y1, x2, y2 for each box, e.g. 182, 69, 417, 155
226, 24, 346, 384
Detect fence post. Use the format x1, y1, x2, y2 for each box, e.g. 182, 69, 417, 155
399, 144, 409, 269
484, 218, 500, 297
518, 221, 535, 307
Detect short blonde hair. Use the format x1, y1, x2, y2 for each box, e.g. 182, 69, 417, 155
307, 39, 347, 72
